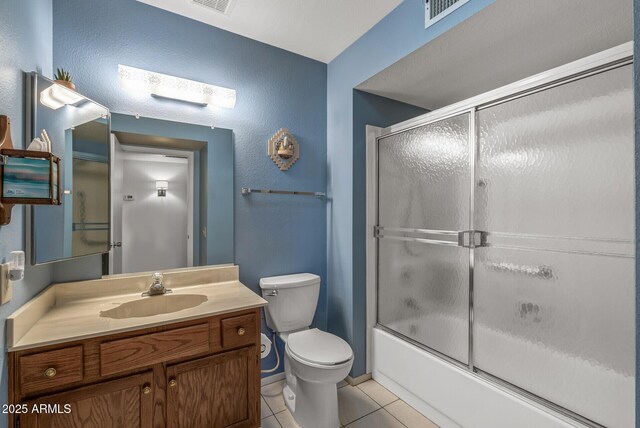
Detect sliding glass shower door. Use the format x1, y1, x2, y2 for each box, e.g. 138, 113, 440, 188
375, 61, 634, 427
473, 64, 634, 427
377, 113, 471, 365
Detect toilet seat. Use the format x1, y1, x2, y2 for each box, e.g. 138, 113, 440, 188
286, 328, 353, 366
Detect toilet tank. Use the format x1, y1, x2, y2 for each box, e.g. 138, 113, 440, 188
259, 273, 320, 333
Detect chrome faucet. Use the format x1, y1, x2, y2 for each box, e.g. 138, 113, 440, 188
142, 272, 172, 297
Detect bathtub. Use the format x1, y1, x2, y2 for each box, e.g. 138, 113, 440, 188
372, 321, 634, 428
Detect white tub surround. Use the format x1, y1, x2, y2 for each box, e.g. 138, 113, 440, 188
7, 264, 267, 351
372, 328, 587, 428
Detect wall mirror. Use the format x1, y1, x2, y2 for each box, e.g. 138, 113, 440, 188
29, 75, 235, 271
30, 73, 111, 264
107, 113, 234, 275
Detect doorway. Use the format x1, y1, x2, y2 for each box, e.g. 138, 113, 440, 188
109, 132, 201, 275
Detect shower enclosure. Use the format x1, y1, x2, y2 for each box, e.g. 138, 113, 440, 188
372, 45, 634, 428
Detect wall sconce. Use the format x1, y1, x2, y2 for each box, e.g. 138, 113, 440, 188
156, 180, 168, 197
268, 128, 299, 171
118, 65, 236, 108
40, 83, 84, 110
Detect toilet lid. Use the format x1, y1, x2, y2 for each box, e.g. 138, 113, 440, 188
286, 328, 353, 366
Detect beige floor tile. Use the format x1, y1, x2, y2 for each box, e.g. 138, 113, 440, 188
357, 380, 398, 407
261, 415, 282, 428
338, 385, 380, 426
338, 379, 348, 388
274, 409, 301, 428
261, 397, 274, 419
345, 409, 405, 428
262, 380, 287, 414
385, 400, 438, 428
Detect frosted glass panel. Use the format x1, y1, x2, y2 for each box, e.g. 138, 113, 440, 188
378, 114, 470, 231
378, 239, 469, 363
475, 66, 634, 240
474, 64, 634, 428
377, 114, 470, 364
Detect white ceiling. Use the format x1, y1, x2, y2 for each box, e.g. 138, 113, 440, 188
136, 0, 403, 63
357, 0, 633, 110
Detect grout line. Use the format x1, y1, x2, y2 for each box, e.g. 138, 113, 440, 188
342, 406, 381, 427
269, 414, 284, 428
381, 407, 409, 428
355, 382, 400, 408
261, 394, 284, 416
260, 397, 274, 418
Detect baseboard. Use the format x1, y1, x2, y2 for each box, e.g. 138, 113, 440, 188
346, 373, 372, 386
261, 372, 285, 386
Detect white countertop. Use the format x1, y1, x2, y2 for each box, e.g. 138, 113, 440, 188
7, 265, 267, 352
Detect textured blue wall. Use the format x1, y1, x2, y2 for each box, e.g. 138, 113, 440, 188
0, 0, 53, 425
52, 0, 327, 376
327, 0, 494, 376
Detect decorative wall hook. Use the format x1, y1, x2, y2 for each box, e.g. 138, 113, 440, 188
268, 128, 299, 171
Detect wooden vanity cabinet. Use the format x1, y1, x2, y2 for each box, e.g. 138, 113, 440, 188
8, 308, 261, 428
166, 347, 257, 428
19, 372, 154, 428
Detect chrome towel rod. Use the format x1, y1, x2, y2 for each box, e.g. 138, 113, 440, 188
241, 187, 326, 198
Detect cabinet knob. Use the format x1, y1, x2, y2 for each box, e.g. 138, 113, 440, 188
44, 368, 57, 378
168, 379, 178, 388
237, 327, 246, 336
142, 386, 152, 395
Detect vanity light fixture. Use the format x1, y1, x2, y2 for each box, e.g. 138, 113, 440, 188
40, 84, 85, 110
156, 180, 168, 197
118, 65, 236, 108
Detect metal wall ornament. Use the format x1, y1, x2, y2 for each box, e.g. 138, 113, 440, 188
268, 128, 299, 171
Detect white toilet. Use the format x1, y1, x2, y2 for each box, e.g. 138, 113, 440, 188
260, 273, 353, 428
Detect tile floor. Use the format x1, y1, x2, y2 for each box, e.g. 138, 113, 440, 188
260, 378, 439, 428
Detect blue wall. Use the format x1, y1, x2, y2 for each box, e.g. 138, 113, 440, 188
326, 0, 494, 376
0, 0, 54, 425
52, 0, 328, 376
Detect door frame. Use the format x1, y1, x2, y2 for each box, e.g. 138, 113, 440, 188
365, 124, 382, 375
365, 41, 633, 427
110, 145, 195, 275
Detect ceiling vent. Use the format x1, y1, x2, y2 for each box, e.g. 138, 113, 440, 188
192, 0, 236, 16
425, 0, 469, 28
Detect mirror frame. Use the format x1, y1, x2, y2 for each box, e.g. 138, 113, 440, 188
27, 72, 112, 266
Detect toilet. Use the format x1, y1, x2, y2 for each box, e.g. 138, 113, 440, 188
260, 273, 353, 428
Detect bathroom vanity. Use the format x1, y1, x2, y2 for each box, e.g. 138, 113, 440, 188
6, 265, 266, 428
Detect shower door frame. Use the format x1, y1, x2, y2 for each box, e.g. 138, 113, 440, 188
366, 41, 634, 427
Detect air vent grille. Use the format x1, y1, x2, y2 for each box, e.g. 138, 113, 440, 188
425, 0, 469, 27
193, 0, 234, 15
430, 0, 458, 18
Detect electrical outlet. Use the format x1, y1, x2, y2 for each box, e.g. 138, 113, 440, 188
0, 262, 11, 305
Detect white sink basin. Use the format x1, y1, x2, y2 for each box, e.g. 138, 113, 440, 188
99, 294, 208, 319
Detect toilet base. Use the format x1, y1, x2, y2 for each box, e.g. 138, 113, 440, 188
284, 378, 340, 428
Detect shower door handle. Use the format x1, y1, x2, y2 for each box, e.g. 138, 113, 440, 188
374, 226, 487, 248
457, 230, 488, 248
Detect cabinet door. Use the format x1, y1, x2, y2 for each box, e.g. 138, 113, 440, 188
167, 346, 258, 428
19, 372, 154, 428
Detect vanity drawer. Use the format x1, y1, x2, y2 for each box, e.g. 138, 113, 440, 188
100, 323, 210, 376
18, 345, 83, 396
221, 313, 257, 349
